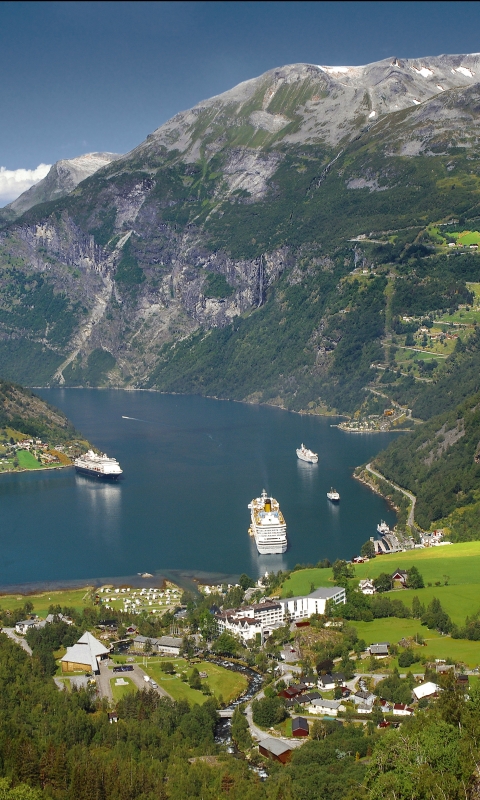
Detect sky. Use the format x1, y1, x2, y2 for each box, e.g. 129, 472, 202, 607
1, 0, 480, 204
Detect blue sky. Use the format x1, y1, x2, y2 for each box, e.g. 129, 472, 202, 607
1, 0, 480, 199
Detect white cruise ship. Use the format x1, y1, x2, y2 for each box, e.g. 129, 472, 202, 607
74, 450, 123, 480
296, 443, 318, 463
327, 488, 340, 502
248, 489, 287, 554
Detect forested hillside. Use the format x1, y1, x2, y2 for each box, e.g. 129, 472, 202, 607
0, 379, 79, 443
0, 633, 478, 800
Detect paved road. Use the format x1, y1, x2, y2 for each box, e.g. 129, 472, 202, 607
3, 628, 32, 655
366, 462, 416, 528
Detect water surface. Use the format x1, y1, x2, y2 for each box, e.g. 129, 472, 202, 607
0, 390, 397, 587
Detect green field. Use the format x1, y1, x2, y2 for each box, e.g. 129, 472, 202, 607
354, 542, 480, 587
455, 231, 480, 245
16, 449, 44, 469
281, 568, 336, 597
111, 676, 136, 702
0, 587, 94, 617
143, 658, 248, 705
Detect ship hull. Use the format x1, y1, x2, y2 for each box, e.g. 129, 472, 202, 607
75, 466, 122, 480
254, 536, 288, 555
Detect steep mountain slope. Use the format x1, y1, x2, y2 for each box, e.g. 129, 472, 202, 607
0, 152, 121, 220
1, 53, 480, 405
0, 378, 80, 443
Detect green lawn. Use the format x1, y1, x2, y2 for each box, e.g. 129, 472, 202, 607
353, 617, 442, 646
352, 617, 480, 667
0, 587, 94, 617
16, 450, 43, 469
354, 542, 480, 585
455, 231, 480, 245
281, 568, 335, 597
111, 677, 136, 702
143, 659, 248, 706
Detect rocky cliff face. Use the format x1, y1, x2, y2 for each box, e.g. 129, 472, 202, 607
1, 53, 480, 393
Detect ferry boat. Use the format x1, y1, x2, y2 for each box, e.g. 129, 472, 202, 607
327, 488, 340, 502
296, 443, 318, 464
377, 520, 390, 536
74, 450, 123, 480
248, 489, 288, 554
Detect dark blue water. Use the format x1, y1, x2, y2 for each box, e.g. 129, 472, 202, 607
0, 390, 397, 587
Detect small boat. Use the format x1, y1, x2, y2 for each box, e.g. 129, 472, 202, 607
327, 488, 340, 502
296, 443, 318, 463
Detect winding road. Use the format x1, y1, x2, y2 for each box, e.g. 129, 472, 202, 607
365, 463, 416, 528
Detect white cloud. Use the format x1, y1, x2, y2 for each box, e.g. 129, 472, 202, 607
0, 163, 51, 207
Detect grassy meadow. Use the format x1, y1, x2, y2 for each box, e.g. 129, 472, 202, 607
280, 543, 480, 666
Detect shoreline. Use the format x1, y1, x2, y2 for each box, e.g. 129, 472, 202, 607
30, 385, 350, 421
0, 568, 242, 597
0, 463, 73, 477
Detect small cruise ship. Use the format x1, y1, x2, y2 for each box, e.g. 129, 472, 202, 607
74, 450, 123, 480
377, 520, 390, 536
248, 489, 288, 554
296, 443, 318, 463
327, 488, 340, 502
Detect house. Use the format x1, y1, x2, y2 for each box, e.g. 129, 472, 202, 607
317, 672, 345, 691
279, 683, 308, 699
15, 618, 41, 635
369, 642, 390, 657
108, 712, 118, 724
279, 586, 346, 620
359, 579, 376, 595
393, 703, 414, 716
413, 681, 439, 701
292, 717, 309, 737
157, 636, 182, 655
356, 703, 373, 714
391, 570, 408, 587
294, 691, 322, 706
307, 698, 343, 716
61, 632, 110, 674
352, 691, 376, 708
258, 737, 292, 764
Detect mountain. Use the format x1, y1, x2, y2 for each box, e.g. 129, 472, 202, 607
0, 152, 121, 220
1, 52, 480, 407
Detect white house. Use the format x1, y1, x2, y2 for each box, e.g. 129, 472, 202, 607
393, 703, 414, 716
307, 698, 344, 716
279, 587, 346, 620
413, 681, 439, 701
359, 579, 376, 595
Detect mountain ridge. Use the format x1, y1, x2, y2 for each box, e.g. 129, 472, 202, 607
0, 51, 480, 414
